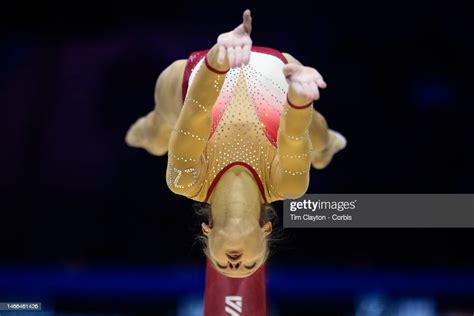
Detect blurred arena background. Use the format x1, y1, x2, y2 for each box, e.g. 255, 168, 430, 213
0, 0, 472, 315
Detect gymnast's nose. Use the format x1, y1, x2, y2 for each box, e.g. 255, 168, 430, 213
227, 260, 242, 270
226, 252, 242, 262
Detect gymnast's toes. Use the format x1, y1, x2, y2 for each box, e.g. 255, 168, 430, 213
125, 118, 147, 148
311, 131, 347, 169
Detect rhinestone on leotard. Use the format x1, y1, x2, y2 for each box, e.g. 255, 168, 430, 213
170, 51, 313, 202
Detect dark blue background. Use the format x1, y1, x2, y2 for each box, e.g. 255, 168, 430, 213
0, 0, 472, 314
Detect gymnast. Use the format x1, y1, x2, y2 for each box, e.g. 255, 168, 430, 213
126, 9, 346, 278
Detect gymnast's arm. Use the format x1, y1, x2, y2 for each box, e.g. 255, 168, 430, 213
166, 9, 252, 197
271, 60, 327, 198
165, 45, 229, 197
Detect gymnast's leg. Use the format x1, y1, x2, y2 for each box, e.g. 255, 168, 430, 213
308, 110, 347, 169
125, 59, 187, 156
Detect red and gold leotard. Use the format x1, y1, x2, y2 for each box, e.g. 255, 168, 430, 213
166, 47, 313, 203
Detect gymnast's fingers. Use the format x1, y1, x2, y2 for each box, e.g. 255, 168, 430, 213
313, 69, 327, 89
227, 46, 236, 68
217, 45, 226, 65
291, 81, 305, 98
243, 9, 252, 35
301, 82, 313, 100
242, 44, 251, 64
235, 46, 243, 67
309, 81, 320, 100
316, 76, 326, 89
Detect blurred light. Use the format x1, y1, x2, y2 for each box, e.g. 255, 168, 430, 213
395, 298, 436, 316
356, 293, 388, 316
0, 265, 474, 300
177, 296, 203, 316
356, 295, 436, 316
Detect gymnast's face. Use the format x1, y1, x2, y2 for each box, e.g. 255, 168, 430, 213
202, 220, 272, 278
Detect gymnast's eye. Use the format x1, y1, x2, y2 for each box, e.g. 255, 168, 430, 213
244, 262, 257, 270
215, 261, 228, 269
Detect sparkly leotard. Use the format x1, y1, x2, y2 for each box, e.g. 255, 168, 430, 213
166, 47, 313, 203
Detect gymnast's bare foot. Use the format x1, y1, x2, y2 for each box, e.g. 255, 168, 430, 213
311, 130, 347, 169
126, 117, 146, 147
125, 113, 169, 156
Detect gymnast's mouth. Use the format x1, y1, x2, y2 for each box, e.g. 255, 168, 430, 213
226, 252, 242, 261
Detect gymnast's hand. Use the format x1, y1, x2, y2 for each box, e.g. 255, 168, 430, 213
283, 63, 327, 105
213, 9, 253, 68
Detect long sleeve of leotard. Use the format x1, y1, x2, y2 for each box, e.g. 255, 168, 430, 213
166, 50, 227, 198
271, 97, 314, 199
